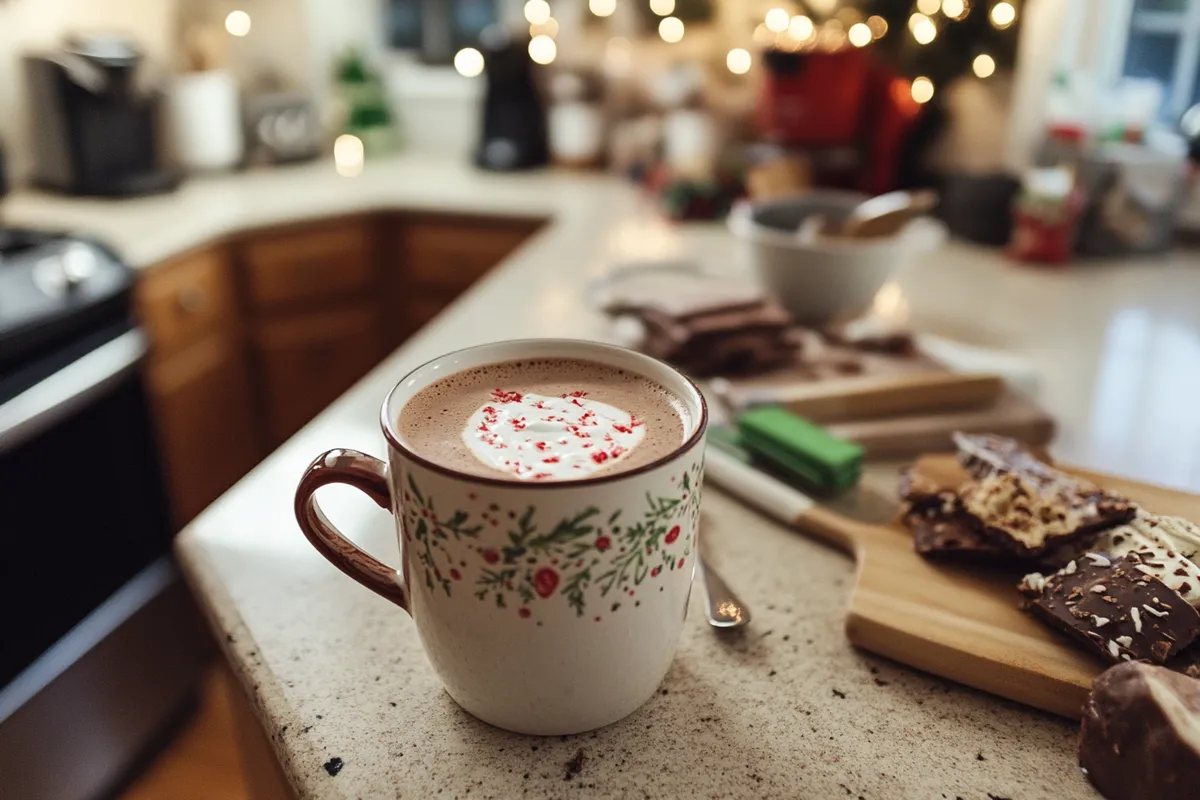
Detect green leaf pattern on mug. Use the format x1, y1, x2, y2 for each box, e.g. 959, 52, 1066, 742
401, 461, 703, 619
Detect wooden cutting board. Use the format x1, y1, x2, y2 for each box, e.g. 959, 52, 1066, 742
715, 347, 1055, 458
784, 455, 1200, 718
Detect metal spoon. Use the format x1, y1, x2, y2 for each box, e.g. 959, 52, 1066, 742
699, 554, 751, 628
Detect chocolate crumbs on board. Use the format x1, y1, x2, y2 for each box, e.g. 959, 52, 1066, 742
323, 757, 344, 776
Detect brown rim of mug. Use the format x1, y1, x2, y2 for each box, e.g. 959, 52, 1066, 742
379, 340, 709, 490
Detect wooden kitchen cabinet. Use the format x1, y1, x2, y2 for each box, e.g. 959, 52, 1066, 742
137, 247, 263, 527
146, 335, 262, 525
381, 212, 542, 347
134, 211, 543, 525
252, 304, 383, 447
240, 218, 376, 311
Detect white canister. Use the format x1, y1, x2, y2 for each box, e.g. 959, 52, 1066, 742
548, 101, 605, 166
663, 108, 718, 179
165, 70, 244, 172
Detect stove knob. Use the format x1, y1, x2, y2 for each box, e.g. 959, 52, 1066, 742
60, 244, 98, 290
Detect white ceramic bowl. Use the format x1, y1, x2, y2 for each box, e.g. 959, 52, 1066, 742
728, 192, 941, 325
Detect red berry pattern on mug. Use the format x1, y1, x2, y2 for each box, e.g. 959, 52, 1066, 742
400, 461, 702, 618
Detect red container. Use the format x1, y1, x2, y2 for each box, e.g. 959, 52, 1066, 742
757, 48, 870, 147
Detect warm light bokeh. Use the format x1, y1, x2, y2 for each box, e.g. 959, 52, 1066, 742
765, 8, 790, 33
990, 1, 1015, 28
333, 134, 364, 177
529, 34, 557, 64
224, 10, 251, 37
726, 48, 752, 74
658, 16, 684, 43
911, 76, 934, 104
973, 53, 996, 78
454, 48, 484, 78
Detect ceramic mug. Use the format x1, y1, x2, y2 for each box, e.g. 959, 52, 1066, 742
294, 339, 708, 735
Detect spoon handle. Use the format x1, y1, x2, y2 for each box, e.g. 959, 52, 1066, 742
700, 555, 751, 628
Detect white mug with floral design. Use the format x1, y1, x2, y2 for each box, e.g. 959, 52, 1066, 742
294, 339, 707, 735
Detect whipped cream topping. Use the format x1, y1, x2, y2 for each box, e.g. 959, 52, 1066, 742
461, 389, 645, 481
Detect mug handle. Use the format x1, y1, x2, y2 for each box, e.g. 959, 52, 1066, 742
294, 448, 408, 611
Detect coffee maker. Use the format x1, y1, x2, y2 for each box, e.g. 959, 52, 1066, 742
475, 29, 547, 171
24, 35, 179, 197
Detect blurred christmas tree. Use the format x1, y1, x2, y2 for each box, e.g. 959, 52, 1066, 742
824, 0, 1020, 88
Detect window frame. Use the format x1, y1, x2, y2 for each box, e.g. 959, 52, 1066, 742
1104, 0, 1200, 119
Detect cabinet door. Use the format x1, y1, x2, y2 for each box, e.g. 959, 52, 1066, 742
253, 304, 382, 446
381, 214, 542, 348
137, 248, 237, 359
241, 219, 375, 311
147, 335, 263, 527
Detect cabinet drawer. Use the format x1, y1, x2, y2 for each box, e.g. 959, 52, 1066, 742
137, 249, 234, 358
146, 334, 263, 526
241, 220, 375, 310
404, 220, 533, 288
253, 305, 382, 445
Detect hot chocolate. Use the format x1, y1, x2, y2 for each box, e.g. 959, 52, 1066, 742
397, 357, 690, 481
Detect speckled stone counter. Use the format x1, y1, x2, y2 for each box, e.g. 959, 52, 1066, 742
20, 155, 1200, 798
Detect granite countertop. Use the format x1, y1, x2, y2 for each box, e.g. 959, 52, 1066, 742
17, 155, 1200, 798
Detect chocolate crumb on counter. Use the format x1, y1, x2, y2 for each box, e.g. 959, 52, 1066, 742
1022, 553, 1200, 664
564, 748, 586, 781
831, 689, 847, 699
323, 757, 344, 776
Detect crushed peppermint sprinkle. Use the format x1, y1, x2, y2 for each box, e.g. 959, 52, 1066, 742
1023, 572, 1046, 592
462, 390, 645, 481
1115, 635, 1133, 647
1122, 654, 1132, 661
1135, 564, 1159, 577
1085, 553, 1112, 567
1107, 640, 1120, 657
1091, 585, 1107, 594
1143, 604, 1169, 618
1131, 606, 1143, 633
1064, 560, 1078, 575
1092, 615, 1111, 627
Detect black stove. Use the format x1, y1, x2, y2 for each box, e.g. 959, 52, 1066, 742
0, 228, 209, 800
0, 229, 135, 405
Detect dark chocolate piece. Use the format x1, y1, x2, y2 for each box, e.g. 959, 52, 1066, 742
1024, 553, 1200, 665
1079, 661, 1200, 800
822, 318, 915, 355
906, 509, 1017, 563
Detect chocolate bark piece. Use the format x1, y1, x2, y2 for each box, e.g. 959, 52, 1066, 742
899, 467, 1006, 560
904, 504, 1010, 561
962, 471, 1136, 557
1167, 641, 1200, 677
600, 275, 765, 319
1079, 661, 1200, 800
822, 317, 915, 355
1098, 512, 1200, 564
1095, 518, 1200, 607
1024, 553, 1200, 665
900, 468, 1083, 567
952, 432, 1057, 481
898, 465, 954, 504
